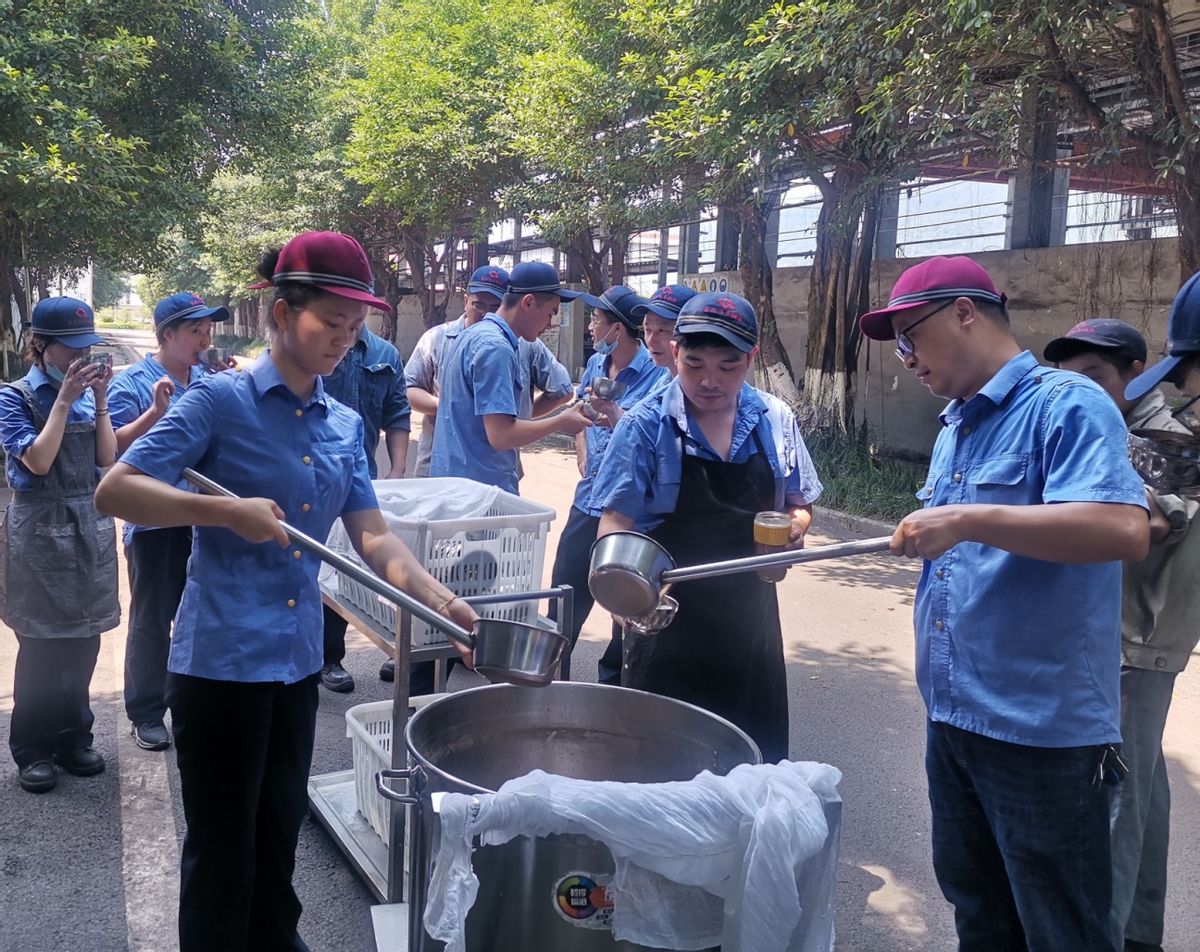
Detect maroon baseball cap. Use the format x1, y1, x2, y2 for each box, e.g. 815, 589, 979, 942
860, 256, 1007, 341
249, 231, 391, 313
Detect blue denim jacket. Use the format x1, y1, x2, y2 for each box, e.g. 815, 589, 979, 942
915, 351, 1148, 747
323, 327, 410, 478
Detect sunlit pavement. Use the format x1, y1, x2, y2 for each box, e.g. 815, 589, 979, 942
1, 421, 1199, 950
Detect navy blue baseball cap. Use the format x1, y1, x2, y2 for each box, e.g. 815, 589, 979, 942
30, 296, 105, 348
507, 261, 604, 308
594, 286, 648, 330
675, 292, 759, 353
1043, 318, 1147, 365
154, 291, 231, 329
467, 265, 509, 301
634, 284, 697, 321
1127, 270, 1200, 401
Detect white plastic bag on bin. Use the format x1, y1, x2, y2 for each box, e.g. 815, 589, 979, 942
318, 478, 502, 593
426, 761, 842, 952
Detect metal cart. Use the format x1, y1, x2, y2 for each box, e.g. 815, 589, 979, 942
306, 585, 574, 911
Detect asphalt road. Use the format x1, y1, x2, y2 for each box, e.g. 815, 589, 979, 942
2, 413, 1200, 950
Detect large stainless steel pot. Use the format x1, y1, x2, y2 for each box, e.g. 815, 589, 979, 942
389, 682, 761, 951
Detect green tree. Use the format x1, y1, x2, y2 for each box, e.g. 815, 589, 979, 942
0, 0, 308, 344
91, 264, 130, 310
502, 0, 688, 293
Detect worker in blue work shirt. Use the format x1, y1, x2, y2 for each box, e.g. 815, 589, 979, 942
108, 291, 231, 752
406, 264, 572, 479
429, 260, 596, 493
95, 231, 477, 952
861, 255, 1150, 951
636, 284, 697, 382
548, 285, 666, 679
592, 292, 822, 762
318, 319, 411, 694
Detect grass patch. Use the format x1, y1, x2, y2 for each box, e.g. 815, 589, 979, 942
805, 426, 927, 524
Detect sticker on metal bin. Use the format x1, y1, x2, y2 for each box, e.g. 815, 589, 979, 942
553, 872, 615, 930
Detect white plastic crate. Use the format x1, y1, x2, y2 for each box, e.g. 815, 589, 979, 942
323, 478, 555, 646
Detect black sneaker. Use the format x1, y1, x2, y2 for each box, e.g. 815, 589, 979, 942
132, 722, 171, 751
379, 658, 395, 682
320, 662, 355, 693
53, 747, 106, 776
18, 760, 56, 793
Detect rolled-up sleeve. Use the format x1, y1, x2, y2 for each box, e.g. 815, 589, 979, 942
0, 388, 37, 460
592, 413, 656, 520
404, 333, 437, 391
784, 418, 823, 507
1041, 382, 1149, 508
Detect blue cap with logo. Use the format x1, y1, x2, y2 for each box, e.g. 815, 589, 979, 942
30, 296, 105, 348
634, 284, 697, 322
466, 265, 510, 302
675, 292, 759, 353
1126, 270, 1200, 400
595, 286, 648, 330
507, 261, 604, 308
154, 291, 231, 329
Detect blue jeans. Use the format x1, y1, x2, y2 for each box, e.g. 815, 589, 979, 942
925, 721, 1116, 952
1109, 667, 1176, 947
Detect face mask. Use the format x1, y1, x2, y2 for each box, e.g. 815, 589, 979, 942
594, 325, 619, 356
45, 364, 65, 385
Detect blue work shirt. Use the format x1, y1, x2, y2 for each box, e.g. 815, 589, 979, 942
108, 354, 206, 544
592, 377, 823, 530
914, 351, 1148, 748
322, 327, 410, 479
122, 354, 377, 684
572, 345, 667, 515
0, 366, 97, 490
407, 315, 572, 477
428, 313, 523, 493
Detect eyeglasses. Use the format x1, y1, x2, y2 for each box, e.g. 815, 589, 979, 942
894, 298, 956, 360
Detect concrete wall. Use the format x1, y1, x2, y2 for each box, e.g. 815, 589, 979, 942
686, 237, 1183, 460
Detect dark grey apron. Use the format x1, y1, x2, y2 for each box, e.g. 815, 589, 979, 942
0, 380, 120, 638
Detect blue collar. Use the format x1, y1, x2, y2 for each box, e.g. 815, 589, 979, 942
250, 353, 328, 410
607, 342, 655, 380
482, 312, 520, 350
26, 364, 56, 391
940, 350, 1039, 425
444, 315, 469, 340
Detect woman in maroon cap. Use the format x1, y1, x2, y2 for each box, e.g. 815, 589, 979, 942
0, 296, 119, 793
96, 232, 477, 952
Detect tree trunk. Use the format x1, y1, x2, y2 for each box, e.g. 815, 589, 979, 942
1170, 157, 1200, 280
802, 164, 877, 432
736, 197, 801, 408
608, 234, 629, 288
566, 231, 606, 295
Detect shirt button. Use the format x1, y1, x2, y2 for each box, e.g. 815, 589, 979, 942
302, 503, 311, 512
294, 409, 303, 418
287, 598, 296, 608
934, 619, 945, 630
953, 473, 962, 483
302, 455, 312, 465
935, 569, 945, 580
1155, 657, 1166, 668
293, 550, 302, 559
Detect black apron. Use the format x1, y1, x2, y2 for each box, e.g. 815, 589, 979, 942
0, 380, 120, 639
625, 423, 789, 762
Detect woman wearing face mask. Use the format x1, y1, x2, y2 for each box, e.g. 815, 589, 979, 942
95, 231, 478, 952
0, 296, 119, 793
107, 291, 230, 752
548, 286, 666, 677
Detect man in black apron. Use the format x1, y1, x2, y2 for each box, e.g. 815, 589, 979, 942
590, 292, 823, 762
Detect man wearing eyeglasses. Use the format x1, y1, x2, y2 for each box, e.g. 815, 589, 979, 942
860, 256, 1150, 952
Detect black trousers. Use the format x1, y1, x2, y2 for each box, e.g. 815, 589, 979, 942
548, 506, 600, 681
322, 603, 347, 666
125, 527, 192, 725
9, 633, 100, 768
167, 672, 319, 952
